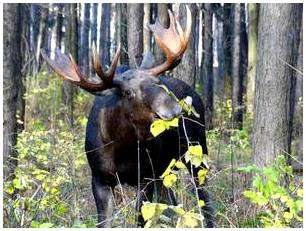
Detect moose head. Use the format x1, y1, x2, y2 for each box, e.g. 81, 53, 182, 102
42, 6, 191, 140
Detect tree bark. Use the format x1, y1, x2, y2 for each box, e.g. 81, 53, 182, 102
18, 4, 31, 132
222, 4, 234, 99
116, 4, 128, 65
127, 4, 144, 68
201, 4, 214, 129
214, 14, 225, 99
172, 3, 197, 88
35, 4, 49, 72
56, 3, 64, 49
143, 3, 151, 53
90, 3, 98, 76
81, 3, 90, 75
239, 3, 248, 123
246, 4, 259, 115
231, 4, 243, 129
154, 4, 170, 65
31, 4, 41, 57
3, 3, 22, 179
62, 3, 78, 127
253, 4, 302, 167
100, 3, 111, 67
290, 19, 303, 164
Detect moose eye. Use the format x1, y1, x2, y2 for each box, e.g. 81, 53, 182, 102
124, 90, 134, 99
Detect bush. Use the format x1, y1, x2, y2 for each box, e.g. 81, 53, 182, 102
238, 155, 303, 227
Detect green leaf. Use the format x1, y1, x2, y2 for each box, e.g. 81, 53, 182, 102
5, 186, 14, 195
39, 222, 54, 228
185, 145, 203, 167
163, 173, 177, 188
12, 178, 22, 189
236, 165, 259, 173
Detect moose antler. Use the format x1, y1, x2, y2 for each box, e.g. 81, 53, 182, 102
41, 44, 121, 93
92, 42, 121, 85
148, 5, 192, 76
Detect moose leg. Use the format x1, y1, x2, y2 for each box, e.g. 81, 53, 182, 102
92, 176, 114, 228
197, 181, 215, 228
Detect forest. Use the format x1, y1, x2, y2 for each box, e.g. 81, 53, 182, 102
3, 3, 303, 228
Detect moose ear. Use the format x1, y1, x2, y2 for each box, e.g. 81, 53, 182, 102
140, 51, 156, 69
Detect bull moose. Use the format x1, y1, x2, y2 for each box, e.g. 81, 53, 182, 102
42, 6, 214, 228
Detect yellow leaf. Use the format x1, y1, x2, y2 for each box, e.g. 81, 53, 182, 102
165, 117, 179, 128
197, 169, 208, 185
297, 188, 303, 197
185, 145, 203, 167
141, 202, 156, 221
160, 159, 176, 178
172, 205, 186, 216
177, 211, 203, 228
175, 161, 187, 169
280, 195, 289, 203
198, 200, 205, 207
163, 173, 177, 188
283, 212, 293, 222
141, 202, 168, 221
150, 119, 166, 137
144, 219, 153, 228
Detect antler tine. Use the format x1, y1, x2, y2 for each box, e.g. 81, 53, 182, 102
92, 42, 106, 82
42, 49, 107, 92
147, 5, 192, 76
92, 42, 121, 84
105, 42, 121, 82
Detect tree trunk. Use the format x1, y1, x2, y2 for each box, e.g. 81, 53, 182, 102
253, 4, 302, 167
223, 4, 234, 99
31, 4, 41, 55
91, 3, 98, 46
246, 4, 259, 115
231, 4, 243, 129
116, 4, 128, 65
215, 14, 225, 99
90, 3, 98, 76
56, 3, 64, 49
239, 3, 248, 122
127, 4, 144, 68
201, 4, 214, 129
81, 3, 90, 75
172, 3, 197, 88
100, 3, 111, 67
35, 4, 49, 72
290, 19, 303, 165
143, 4, 151, 53
3, 3, 22, 180
62, 3, 78, 127
154, 4, 170, 65
18, 4, 31, 132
